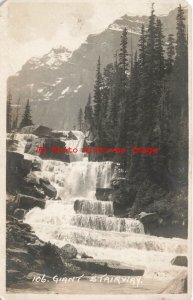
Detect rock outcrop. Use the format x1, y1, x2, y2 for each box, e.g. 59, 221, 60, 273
110, 178, 136, 216
24, 137, 70, 162
70, 259, 144, 276
16, 194, 46, 210
40, 178, 57, 198
171, 256, 188, 267
95, 188, 113, 201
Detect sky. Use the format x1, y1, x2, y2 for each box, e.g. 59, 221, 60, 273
0, 0, 189, 76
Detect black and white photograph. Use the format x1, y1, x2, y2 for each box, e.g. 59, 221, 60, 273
1, 0, 191, 297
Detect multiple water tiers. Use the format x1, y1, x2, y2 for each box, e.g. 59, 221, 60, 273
16, 133, 187, 278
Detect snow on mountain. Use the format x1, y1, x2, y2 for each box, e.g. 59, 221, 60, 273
108, 14, 148, 35
8, 8, 187, 130
28, 46, 72, 70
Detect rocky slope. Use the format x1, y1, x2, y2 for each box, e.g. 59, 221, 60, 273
8, 8, 188, 130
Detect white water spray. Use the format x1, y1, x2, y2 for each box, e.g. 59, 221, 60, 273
13, 133, 187, 280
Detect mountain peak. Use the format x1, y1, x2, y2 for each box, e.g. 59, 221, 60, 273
108, 14, 147, 34
27, 46, 72, 70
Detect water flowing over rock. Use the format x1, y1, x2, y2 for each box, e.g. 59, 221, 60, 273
12, 133, 187, 281
74, 199, 114, 215
71, 214, 144, 233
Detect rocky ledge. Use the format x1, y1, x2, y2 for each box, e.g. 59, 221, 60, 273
6, 213, 145, 287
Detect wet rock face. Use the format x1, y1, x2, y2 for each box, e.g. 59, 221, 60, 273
41, 181, 57, 198
16, 194, 46, 210
171, 256, 188, 267
110, 178, 136, 216
95, 188, 114, 201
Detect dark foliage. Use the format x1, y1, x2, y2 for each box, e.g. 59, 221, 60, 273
20, 99, 34, 128
85, 5, 188, 233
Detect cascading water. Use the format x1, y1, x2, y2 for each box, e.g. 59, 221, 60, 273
15, 133, 187, 280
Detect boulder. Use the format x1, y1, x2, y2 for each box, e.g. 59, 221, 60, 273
137, 212, 158, 224
40, 242, 65, 276
60, 244, 78, 259
25, 137, 70, 163
24, 137, 46, 156
13, 209, 26, 220
39, 177, 50, 185
16, 194, 46, 210
41, 182, 57, 198
162, 270, 187, 293
42, 137, 70, 162
68, 131, 78, 140
20, 125, 52, 137
21, 185, 45, 199
171, 256, 188, 267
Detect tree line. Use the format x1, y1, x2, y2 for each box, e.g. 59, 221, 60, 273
7, 97, 34, 131
81, 4, 188, 191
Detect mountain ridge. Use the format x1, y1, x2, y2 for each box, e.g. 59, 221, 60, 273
8, 7, 188, 130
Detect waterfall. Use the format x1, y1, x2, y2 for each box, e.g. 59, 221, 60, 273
71, 214, 144, 233
74, 199, 114, 215
14, 131, 187, 279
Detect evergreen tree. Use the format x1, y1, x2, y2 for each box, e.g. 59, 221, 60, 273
172, 5, 188, 182
19, 99, 33, 128
138, 24, 146, 70
7, 92, 12, 133
166, 34, 175, 73
93, 57, 103, 131
102, 63, 115, 116
117, 28, 129, 171
175, 5, 187, 65
119, 27, 129, 86
140, 5, 157, 135
155, 18, 165, 81
84, 94, 93, 131
106, 57, 122, 147
12, 97, 21, 131
78, 108, 83, 131
174, 4, 188, 114
126, 52, 140, 165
